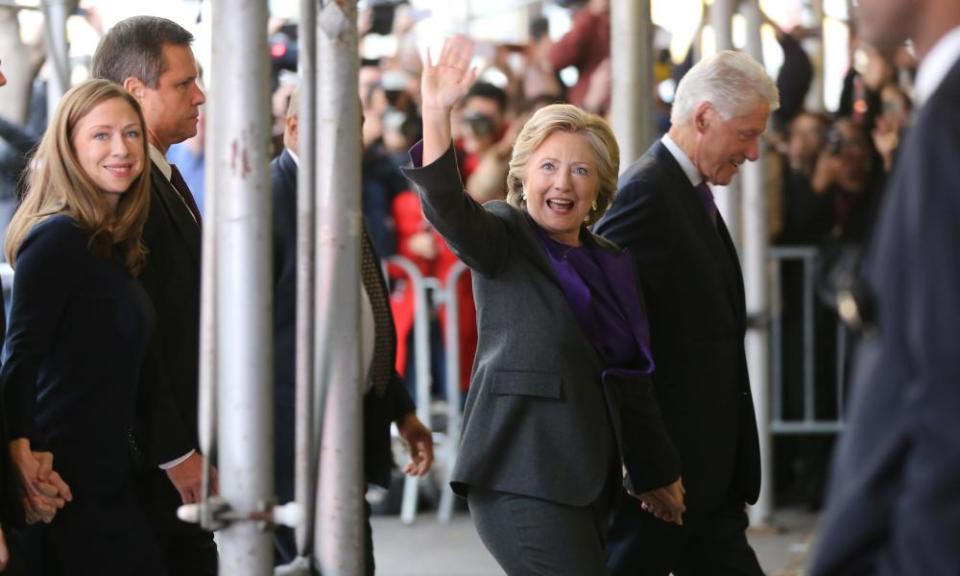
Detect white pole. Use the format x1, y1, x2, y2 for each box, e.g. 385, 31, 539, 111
315, 0, 365, 574
211, 0, 274, 572
611, 0, 655, 168
42, 0, 69, 118
740, 0, 772, 527
294, 0, 318, 559
709, 0, 740, 249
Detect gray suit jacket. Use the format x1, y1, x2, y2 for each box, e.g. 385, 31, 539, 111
403, 144, 678, 507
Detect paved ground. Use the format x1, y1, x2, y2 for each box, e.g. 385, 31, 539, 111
372, 506, 819, 576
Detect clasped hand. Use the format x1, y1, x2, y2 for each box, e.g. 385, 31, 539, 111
9, 438, 73, 524
635, 476, 685, 526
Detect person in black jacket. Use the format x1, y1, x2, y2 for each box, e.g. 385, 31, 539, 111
596, 50, 779, 576
270, 87, 433, 574
812, 0, 960, 573
91, 17, 216, 574
1, 79, 164, 574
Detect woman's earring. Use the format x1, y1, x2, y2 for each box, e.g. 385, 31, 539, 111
591, 200, 598, 211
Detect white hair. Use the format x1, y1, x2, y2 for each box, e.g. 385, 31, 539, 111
670, 50, 779, 126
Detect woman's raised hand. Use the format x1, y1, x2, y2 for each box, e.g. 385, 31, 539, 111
422, 36, 477, 113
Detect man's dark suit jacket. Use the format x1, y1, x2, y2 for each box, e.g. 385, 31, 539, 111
271, 148, 415, 505
594, 141, 760, 512
134, 160, 215, 573
812, 54, 960, 576
402, 144, 679, 506
136, 162, 201, 466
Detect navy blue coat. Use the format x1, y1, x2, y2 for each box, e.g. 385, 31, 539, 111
812, 53, 960, 576
595, 141, 761, 513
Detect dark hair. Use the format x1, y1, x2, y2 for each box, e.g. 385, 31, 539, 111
91, 16, 194, 88
464, 82, 508, 114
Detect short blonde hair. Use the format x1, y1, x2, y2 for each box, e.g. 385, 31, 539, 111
5, 79, 151, 274
506, 104, 619, 226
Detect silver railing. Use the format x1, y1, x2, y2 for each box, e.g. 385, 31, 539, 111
768, 246, 846, 434
385, 256, 469, 525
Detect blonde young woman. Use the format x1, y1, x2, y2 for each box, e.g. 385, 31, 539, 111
403, 37, 684, 575
0, 79, 165, 574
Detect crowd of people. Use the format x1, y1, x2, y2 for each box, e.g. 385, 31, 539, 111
0, 0, 957, 574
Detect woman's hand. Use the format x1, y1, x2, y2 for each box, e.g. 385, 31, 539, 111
8, 439, 72, 524
421, 36, 477, 166
421, 36, 477, 114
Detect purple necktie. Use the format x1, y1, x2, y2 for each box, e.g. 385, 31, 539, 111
695, 181, 717, 229
169, 164, 202, 225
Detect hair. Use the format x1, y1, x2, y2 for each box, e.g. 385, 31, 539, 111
670, 50, 780, 126
506, 104, 619, 227
464, 81, 509, 114
285, 84, 300, 119
4, 80, 151, 275
91, 16, 194, 87
788, 110, 831, 136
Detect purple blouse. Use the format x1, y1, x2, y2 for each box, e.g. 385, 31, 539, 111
536, 225, 655, 376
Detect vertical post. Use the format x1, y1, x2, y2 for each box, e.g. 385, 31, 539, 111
211, 0, 274, 573
295, 0, 318, 559
198, 0, 218, 527
315, 1, 364, 574
711, 0, 734, 53
709, 0, 740, 248
610, 0, 655, 168
740, 0, 772, 527
805, 0, 826, 112
41, 0, 69, 118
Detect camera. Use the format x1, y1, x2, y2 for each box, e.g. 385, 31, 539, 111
464, 112, 496, 139
826, 127, 844, 155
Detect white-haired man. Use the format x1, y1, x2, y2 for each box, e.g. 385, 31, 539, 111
595, 50, 779, 575
812, 0, 960, 573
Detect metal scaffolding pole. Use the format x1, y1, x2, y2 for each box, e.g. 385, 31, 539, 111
314, 1, 364, 574
711, 0, 734, 53
610, 0, 655, 168
211, 0, 274, 573
740, 0, 772, 527
709, 0, 740, 249
294, 0, 318, 562
41, 0, 69, 117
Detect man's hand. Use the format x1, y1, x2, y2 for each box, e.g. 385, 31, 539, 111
165, 452, 218, 505
396, 413, 434, 476
636, 477, 685, 526
9, 439, 72, 525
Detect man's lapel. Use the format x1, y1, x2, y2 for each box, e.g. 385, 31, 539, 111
151, 162, 201, 263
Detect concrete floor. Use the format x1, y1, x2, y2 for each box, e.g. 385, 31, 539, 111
372, 507, 819, 576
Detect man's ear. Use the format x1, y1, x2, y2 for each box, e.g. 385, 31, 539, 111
122, 77, 145, 100
693, 102, 714, 133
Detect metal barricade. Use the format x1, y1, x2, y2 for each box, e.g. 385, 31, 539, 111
385, 256, 469, 524
768, 246, 846, 434
386, 256, 434, 525
432, 261, 468, 523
